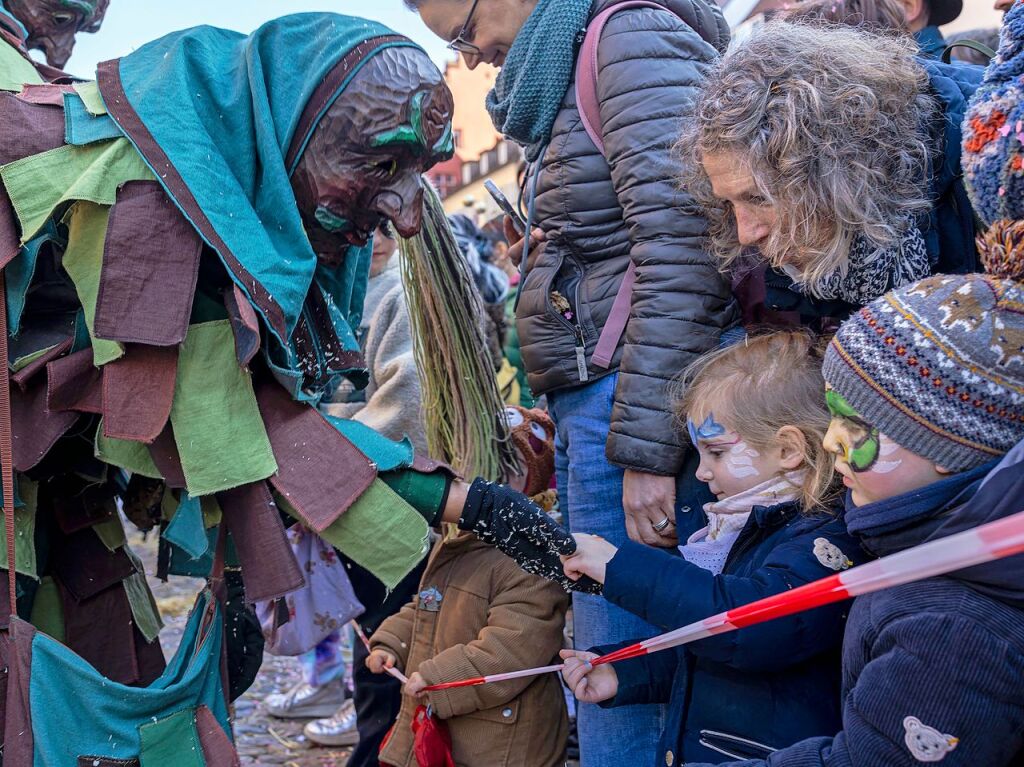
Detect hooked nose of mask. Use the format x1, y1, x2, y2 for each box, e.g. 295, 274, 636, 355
36, 33, 76, 69
373, 187, 424, 239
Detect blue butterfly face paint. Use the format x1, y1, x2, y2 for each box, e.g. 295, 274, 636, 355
687, 413, 727, 446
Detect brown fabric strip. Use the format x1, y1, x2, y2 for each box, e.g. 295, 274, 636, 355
17, 83, 75, 106
4, 619, 36, 766
148, 422, 186, 489
47, 347, 103, 414
101, 343, 178, 443
11, 336, 72, 390
255, 378, 375, 532
411, 454, 457, 478
93, 181, 202, 346
0, 186, 19, 270
224, 284, 260, 368
11, 373, 78, 472
217, 481, 304, 603
284, 35, 408, 172
196, 704, 240, 766
52, 527, 135, 602
51, 474, 116, 534
132, 617, 166, 687
59, 579, 141, 685
305, 286, 364, 373
96, 60, 288, 341
0, 91, 66, 166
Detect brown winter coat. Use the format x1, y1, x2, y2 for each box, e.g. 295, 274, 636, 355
371, 532, 570, 767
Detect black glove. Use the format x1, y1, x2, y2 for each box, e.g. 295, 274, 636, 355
459, 478, 602, 595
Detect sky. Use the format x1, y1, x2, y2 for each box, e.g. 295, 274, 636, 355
63, 0, 456, 79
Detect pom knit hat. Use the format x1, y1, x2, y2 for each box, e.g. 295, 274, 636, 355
822, 269, 1024, 470
962, 0, 1024, 265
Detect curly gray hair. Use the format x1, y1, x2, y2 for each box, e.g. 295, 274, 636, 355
677, 21, 937, 292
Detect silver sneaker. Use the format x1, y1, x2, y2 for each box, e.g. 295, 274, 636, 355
264, 679, 347, 719
304, 699, 360, 747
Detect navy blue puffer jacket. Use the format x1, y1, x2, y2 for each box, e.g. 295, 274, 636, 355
597, 502, 867, 765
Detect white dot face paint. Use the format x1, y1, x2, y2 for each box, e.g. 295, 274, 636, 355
691, 412, 786, 501
833, 429, 948, 507
725, 441, 762, 479
870, 435, 904, 475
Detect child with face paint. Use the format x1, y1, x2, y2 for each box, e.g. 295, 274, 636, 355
688, 266, 1024, 767
559, 331, 866, 765
677, 257, 1024, 766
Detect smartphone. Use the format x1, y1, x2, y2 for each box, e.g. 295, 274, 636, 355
484, 179, 527, 236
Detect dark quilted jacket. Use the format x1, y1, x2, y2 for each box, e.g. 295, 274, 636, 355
516, 0, 739, 476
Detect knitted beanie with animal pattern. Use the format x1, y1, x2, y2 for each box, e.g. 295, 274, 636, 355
822, 259, 1024, 470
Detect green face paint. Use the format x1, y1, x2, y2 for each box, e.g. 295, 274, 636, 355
825, 389, 881, 473
368, 91, 454, 160
314, 206, 350, 233
61, 0, 99, 15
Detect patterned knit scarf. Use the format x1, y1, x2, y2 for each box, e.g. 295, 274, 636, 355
805, 223, 931, 306
485, 0, 593, 161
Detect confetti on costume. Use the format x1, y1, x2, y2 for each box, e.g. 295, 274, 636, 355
0, 14, 470, 755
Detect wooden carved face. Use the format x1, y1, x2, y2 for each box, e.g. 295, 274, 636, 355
6, 0, 109, 68
291, 46, 455, 264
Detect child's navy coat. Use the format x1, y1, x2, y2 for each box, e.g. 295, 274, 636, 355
687, 444, 1024, 767
598, 500, 865, 765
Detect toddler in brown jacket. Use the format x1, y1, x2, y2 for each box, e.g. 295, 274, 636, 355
368, 528, 570, 767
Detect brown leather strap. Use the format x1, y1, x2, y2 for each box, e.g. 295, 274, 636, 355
208, 524, 228, 606
0, 270, 17, 612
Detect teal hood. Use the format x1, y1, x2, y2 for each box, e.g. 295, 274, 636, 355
95, 13, 421, 346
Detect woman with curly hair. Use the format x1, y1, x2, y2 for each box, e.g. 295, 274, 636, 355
677, 21, 983, 332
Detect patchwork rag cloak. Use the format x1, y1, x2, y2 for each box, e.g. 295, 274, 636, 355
0, 12, 446, 702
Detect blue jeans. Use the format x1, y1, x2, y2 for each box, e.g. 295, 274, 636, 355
549, 373, 665, 767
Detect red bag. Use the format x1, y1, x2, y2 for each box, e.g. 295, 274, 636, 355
411, 705, 455, 767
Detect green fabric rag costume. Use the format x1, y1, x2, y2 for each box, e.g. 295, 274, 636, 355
0, 17, 454, 734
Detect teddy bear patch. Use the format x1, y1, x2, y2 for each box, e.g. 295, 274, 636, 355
903, 716, 959, 762
812, 538, 852, 571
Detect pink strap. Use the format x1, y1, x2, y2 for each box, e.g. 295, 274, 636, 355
592, 261, 636, 369
575, 0, 663, 369
574, 0, 665, 156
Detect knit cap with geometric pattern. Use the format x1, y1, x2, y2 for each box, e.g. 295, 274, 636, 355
822, 266, 1024, 471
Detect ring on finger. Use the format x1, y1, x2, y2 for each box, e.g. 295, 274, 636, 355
652, 517, 672, 533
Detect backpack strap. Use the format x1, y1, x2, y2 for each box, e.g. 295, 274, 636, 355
941, 39, 996, 65
575, 0, 665, 369
575, 0, 666, 156
0, 270, 16, 615
592, 260, 636, 368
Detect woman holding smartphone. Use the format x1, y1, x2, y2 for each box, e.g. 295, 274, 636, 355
404, 1, 738, 764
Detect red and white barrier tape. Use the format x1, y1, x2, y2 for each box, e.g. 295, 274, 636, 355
352, 620, 409, 684
422, 507, 1024, 691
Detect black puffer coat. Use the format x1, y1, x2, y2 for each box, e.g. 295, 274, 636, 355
516, 0, 739, 476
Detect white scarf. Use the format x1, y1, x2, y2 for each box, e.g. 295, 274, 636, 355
679, 472, 805, 575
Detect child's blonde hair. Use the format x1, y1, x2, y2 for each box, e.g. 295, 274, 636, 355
675, 330, 839, 512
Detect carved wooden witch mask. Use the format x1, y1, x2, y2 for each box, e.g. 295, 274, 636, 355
290, 45, 455, 265
5, 0, 110, 68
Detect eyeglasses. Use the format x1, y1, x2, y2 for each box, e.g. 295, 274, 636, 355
447, 0, 481, 54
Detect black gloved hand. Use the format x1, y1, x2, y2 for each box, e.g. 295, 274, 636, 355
459, 478, 603, 595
